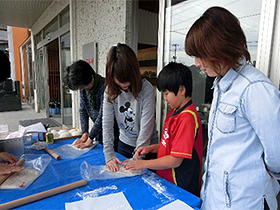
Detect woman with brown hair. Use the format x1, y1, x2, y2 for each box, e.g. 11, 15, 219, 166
103, 43, 158, 172
185, 6, 280, 210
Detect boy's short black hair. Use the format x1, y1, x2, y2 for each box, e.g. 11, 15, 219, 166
66, 60, 95, 90
157, 62, 192, 97
0, 50, 11, 83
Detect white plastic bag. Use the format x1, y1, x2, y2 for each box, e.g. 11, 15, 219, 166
80, 161, 143, 180
51, 139, 98, 159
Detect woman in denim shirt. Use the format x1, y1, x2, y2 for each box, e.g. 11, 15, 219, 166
185, 7, 280, 210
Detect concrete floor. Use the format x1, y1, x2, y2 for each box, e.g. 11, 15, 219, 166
0, 103, 46, 132
0, 103, 62, 132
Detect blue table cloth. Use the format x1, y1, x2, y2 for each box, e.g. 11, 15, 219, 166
0, 139, 201, 210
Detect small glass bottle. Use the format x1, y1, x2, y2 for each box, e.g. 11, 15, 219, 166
46, 132, 54, 144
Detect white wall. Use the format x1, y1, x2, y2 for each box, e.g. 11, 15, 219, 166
256, 0, 280, 89
269, 0, 280, 89
70, 0, 127, 128
72, 0, 127, 76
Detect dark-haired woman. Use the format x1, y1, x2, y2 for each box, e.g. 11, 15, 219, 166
66, 60, 105, 148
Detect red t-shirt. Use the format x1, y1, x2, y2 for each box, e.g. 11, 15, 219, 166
157, 102, 203, 196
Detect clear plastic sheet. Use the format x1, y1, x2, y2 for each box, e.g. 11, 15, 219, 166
50, 139, 97, 159
77, 169, 177, 210
76, 185, 118, 199
0, 154, 51, 190
80, 161, 143, 180
30, 142, 46, 150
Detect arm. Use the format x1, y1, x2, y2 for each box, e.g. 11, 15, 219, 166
79, 90, 90, 138
102, 89, 117, 163
135, 82, 156, 150
73, 90, 91, 148
88, 83, 104, 140
124, 155, 183, 171
242, 82, 280, 177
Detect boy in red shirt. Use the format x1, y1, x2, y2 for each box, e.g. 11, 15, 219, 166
124, 62, 203, 196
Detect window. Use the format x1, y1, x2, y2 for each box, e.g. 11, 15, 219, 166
159, 0, 262, 134
60, 6, 70, 27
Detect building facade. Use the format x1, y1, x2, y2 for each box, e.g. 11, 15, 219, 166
4, 0, 280, 137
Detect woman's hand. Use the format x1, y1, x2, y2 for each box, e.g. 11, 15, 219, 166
106, 158, 122, 172
0, 152, 18, 164
0, 163, 24, 175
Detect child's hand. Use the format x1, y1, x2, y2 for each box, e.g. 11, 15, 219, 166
106, 158, 122, 172
135, 145, 158, 159
0, 152, 18, 164
124, 160, 146, 171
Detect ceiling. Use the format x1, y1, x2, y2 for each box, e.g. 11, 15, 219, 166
0, 0, 53, 29
0, 0, 161, 29
139, 0, 159, 14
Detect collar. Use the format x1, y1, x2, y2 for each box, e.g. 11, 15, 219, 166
213, 58, 247, 93
89, 72, 102, 92
170, 99, 193, 117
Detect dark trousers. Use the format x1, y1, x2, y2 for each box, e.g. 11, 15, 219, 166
117, 140, 157, 160
117, 140, 134, 159
99, 118, 119, 150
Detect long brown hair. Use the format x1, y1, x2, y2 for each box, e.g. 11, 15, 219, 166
185, 6, 251, 75
105, 43, 142, 102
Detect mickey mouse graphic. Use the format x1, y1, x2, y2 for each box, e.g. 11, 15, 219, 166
119, 102, 136, 133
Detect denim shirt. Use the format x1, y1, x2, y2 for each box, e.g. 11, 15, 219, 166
201, 60, 280, 210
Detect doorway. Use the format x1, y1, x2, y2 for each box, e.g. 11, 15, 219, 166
47, 39, 61, 123
45, 35, 72, 127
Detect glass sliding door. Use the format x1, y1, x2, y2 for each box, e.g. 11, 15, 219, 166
27, 43, 34, 107
161, 0, 262, 140
35, 47, 49, 114
163, 0, 262, 104
34, 6, 70, 123
60, 31, 72, 127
